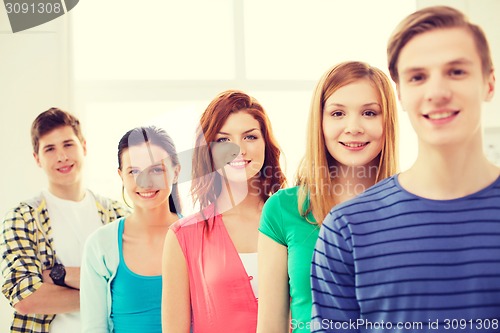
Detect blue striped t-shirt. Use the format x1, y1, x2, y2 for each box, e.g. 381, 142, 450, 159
311, 175, 500, 333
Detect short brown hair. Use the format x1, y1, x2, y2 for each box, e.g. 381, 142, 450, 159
31, 107, 85, 153
387, 6, 493, 83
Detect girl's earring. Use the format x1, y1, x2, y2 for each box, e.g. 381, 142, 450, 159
122, 185, 132, 208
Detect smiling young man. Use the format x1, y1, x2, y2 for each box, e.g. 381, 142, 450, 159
311, 6, 500, 333
1, 108, 129, 333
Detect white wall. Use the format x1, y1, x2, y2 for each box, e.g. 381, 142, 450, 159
70, 0, 417, 206
1, 1, 499, 331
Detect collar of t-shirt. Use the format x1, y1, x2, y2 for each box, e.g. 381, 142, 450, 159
42, 189, 102, 266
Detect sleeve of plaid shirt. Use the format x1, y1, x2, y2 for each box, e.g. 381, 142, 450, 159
1, 204, 44, 307
109, 199, 131, 221
95, 196, 130, 225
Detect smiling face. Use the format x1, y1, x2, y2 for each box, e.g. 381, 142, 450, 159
34, 125, 87, 191
212, 111, 265, 183
397, 27, 495, 148
322, 79, 384, 168
119, 143, 179, 210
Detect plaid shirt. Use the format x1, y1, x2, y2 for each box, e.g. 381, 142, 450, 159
1, 191, 129, 333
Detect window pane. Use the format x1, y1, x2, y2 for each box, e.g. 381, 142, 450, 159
248, 90, 314, 181
244, 0, 416, 80
72, 0, 235, 80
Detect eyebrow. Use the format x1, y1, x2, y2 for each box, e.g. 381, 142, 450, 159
401, 58, 473, 75
449, 58, 473, 65
42, 139, 75, 150
218, 128, 260, 135
125, 162, 164, 170
325, 102, 380, 108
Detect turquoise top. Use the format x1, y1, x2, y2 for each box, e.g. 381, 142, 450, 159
110, 219, 162, 333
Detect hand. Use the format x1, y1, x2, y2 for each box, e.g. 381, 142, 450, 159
64, 267, 80, 290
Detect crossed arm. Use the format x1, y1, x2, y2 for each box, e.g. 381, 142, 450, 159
14, 268, 80, 315
1, 208, 80, 315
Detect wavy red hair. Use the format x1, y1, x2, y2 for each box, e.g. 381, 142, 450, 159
191, 90, 286, 210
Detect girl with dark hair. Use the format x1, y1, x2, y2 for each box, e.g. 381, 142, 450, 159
81, 126, 181, 333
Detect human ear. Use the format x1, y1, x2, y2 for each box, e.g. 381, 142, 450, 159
484, 70, 495, 102
396, 83, 402, 102
82, 140, 87, 156
173, 164, 181, 184
33, 152, 41, 167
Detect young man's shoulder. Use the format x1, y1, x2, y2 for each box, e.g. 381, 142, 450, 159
7, 191, 125, 214
88, 190, 131, 221
4, 193, 45, 221
90, 190, 125, 210
322, 175, 405, 226
321, 176, 402, 232
4, 191, 128, 227
337, 175, 399, 211
9, 193, 44, 210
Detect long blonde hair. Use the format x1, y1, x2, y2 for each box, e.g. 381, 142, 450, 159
296, 61, 398, 224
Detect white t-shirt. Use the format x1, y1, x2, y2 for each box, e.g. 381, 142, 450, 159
239, 252, 258, 298
43, 190, 102, 333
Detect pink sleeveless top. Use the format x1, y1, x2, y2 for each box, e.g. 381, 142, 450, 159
170, 205, 258, 333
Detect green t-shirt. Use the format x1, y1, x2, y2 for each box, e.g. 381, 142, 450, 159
259, 186, 320, 333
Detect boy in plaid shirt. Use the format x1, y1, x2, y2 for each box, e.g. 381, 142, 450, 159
1, 108, 129, 333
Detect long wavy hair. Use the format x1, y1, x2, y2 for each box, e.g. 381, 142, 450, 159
191, 90, 287, 211
296, 61, 398, 224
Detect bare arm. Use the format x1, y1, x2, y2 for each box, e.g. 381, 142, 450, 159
13, 282, 79, 315
257, 232, 290, 333
64, 267, 80, 289
162, 230, 191, 333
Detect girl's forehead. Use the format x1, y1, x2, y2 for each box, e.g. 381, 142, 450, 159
122, 144, 170, 166
219, 112, 261, 133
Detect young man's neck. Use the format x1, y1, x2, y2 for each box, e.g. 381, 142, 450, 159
48, 182, 86, 202
400, 143, 499, 200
